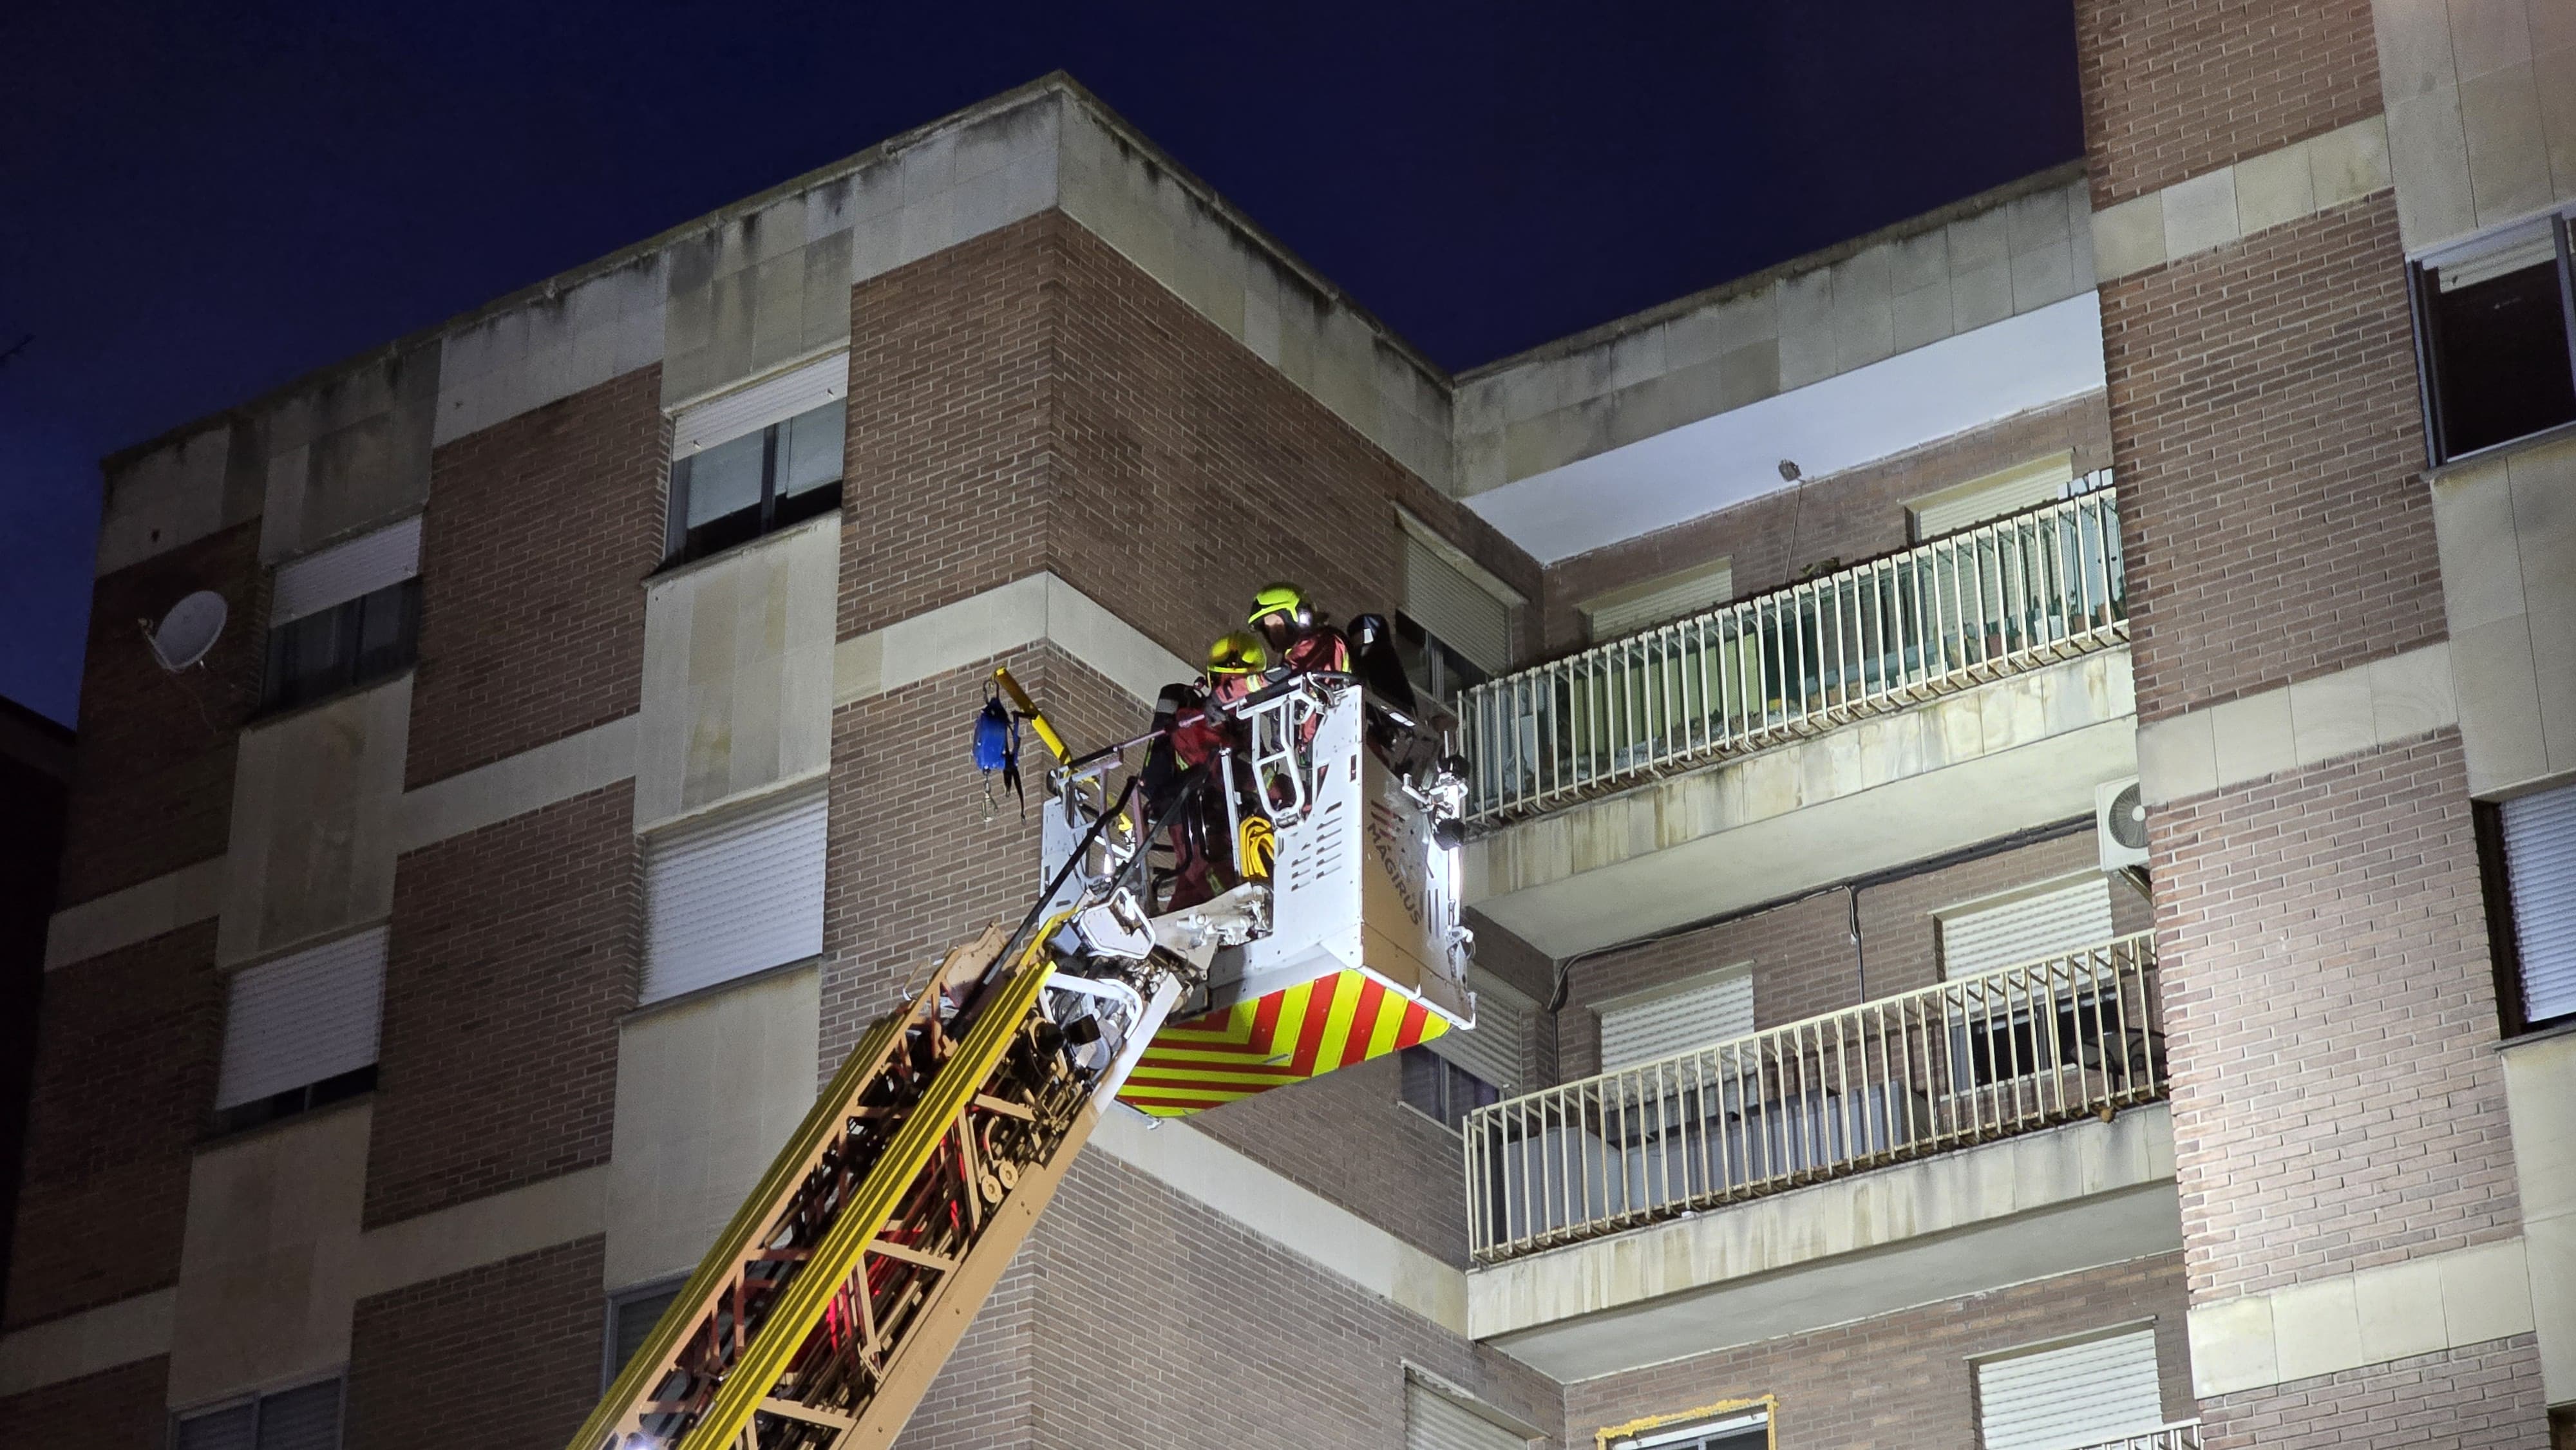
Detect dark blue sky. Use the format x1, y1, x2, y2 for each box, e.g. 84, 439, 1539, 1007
0, 1, 2081, 727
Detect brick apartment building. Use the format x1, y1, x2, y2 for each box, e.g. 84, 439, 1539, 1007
6, 5, 2576, 1445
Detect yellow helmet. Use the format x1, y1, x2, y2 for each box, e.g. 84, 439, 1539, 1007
1207, 630, 1268, 676
1248, 582, 1311, 629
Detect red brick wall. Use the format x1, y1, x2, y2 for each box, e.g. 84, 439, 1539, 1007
2150, 732, 2519, 1300
1193, 1051, 1473, 1265
819, 647, 1142, 1073
345, 1236, 604, 1450
57, 521, 265, 909
2075, 0, 2384, 207
1539, 391, 2114, 657
0, 1357, 171, 1450
897, 1250, 1036, 1450
365, 782, 638, 1228
838, 213, 1537, 667
5, 921, 220, 1329
2103, 195, 2441, 723
406, 368, 664, 789
1563, 1253, 2192, 1449
1013, 1151, 1562, 1450
1554, 829, 2148, 1080
2198, 1333, 2545, 1449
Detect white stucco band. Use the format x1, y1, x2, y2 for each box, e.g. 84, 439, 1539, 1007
2186, 1238, 2537, 1398
1464, 293, 2107, 564
1470, 1106, 2179, 1382
832, 570, 1191, 710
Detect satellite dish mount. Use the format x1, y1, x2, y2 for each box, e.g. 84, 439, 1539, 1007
142, 590, 228, 672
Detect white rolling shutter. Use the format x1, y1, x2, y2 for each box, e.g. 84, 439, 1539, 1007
270, 515, 422, 626
1598, 970, 1754, 1072
1582, 558, 1734, 641
2505, 782, 2576, 1022
1405, 535, 1511, 674
1432, 970, 1531, 1095
216, 927, 387, 1111
1911, 453, 2074, 540
673, 353, 847, 456
1976, 1328, 2164, 1450
1941, 877, 2116, 979
643, 786, 828, 1005
1405, 1380, 1531, 1450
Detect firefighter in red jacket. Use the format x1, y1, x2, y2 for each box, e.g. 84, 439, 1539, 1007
1247, 582, 1347, 677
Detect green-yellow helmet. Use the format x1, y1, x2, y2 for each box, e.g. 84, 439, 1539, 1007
1207, 630, 1268, 676
1248, 582, 1311, 629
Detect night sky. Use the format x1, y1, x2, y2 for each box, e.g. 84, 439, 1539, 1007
0, 2, 2082, 727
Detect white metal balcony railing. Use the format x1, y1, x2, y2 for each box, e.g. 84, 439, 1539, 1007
1463, 932, 2163, 1264
1458, 477, 2126, 822
2068, 1424, 2201, 1450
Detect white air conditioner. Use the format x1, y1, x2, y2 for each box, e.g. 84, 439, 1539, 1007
2096, 778, 2150, 870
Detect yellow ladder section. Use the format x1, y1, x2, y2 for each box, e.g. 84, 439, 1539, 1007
568, 919, 1105, 1450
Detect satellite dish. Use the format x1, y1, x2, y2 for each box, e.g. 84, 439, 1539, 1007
147, 590, 227, 672
2105, 780, 2148, 852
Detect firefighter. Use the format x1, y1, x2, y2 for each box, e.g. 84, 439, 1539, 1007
1156, 632, 1267, 909
1247, 583, 1348, 677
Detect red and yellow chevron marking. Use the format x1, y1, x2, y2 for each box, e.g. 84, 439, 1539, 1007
1117, 970, 1451, 1117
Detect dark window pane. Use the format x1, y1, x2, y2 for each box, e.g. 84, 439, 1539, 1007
684, 431, 766, 528
255, 1380, 340, 1450
350, 581, 417, 683
611, 1285, 684, 1386
779, 401, 845, 497
178, 1404, 256, 1450
2429, 245, 2576, 457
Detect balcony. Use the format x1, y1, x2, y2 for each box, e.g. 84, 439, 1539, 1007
1464, 933, 2164, 1265
2072, 1426, 2201, 1450
1458, 480, 2126, 824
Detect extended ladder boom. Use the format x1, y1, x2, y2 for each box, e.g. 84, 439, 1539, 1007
569, 917, 1177, 1450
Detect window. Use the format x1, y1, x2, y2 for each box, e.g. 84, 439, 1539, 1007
1596, 968, 1754, 1073
2412, 216, 2576, 464
1404, 1377, 1537, 1449
1602, 1405, 1771, 1450
1400, 1046, 1498, 1130
1909, 452, 2075, 541
214, 928, 386, 1135
1938, 877, 2116, 979
1428, 969, 1532, 1096
2481, 780, 2576, 1034
1974, 1328, 2164, 1450
261, 518, 422, 712
665, 355, 847, 565
603, 1278, 686, 1392
1580, 557, 1735, 642
1395, 612, 1490, 706
642, 784, 827, 1005
174, 1375, 342, 1450
1399, 516, 1515, 702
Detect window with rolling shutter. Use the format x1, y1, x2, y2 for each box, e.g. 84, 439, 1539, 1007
215, 928, 386, 1131
1403, 534, 1512, 675
1405, 1379, 1533, 1450
643, 784, 828, 1005
271, 516, 422, 626
1430, 968, 1532, 1096
175, 1377, 343, 1450
1580, 557, 1735, 642
1939, 877, 2115, 979
1975, 1328, 2164, 1450
665, 354, 849, 565
1909, 453, 2074, 540
2501, 781, 2576, 1026
262, 517, 423, 712
1597, 968, 1754, 1073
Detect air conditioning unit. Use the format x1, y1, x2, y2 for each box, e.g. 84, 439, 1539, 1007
2096, 778, 2150, 870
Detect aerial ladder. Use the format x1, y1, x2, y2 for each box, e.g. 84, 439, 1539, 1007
567, 665, 1475, 1450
